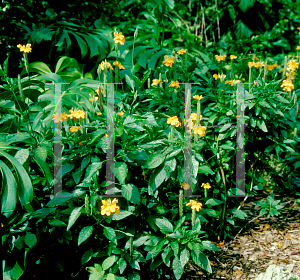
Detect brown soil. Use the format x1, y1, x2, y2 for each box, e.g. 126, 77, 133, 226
182, 195, 300, 280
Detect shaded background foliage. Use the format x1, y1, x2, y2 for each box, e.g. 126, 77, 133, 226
1, 0, 300, 78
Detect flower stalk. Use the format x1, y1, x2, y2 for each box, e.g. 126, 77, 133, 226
179, 189, 183, 218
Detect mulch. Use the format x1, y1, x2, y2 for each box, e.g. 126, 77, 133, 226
182, 195, 300, 280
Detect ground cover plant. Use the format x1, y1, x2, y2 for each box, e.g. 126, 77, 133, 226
1, 1, 300, 280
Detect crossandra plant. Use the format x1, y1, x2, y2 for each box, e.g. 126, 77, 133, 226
1, 26, 299, 280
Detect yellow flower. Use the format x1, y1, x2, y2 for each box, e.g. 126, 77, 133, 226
100, 198, 120, 216
296, 46, 300, 50
169, 81, 180, 89
193, 125, 206, 137
215, 55, 226, 62
201, 183, 211, 189
117, 111, 124, 116
287, 60, 299, 71
79, 142, 83, 146
225, 80, 240, 86
186, 199, 202, 211
113, 32, 125, 45
242, 78, 245, 81
167, 116, 181, 127
0, 223, 3, 227
180, 182, 190, 190
74, 110, 86, 119
100, 61, 114, 70
213, 74, 219, 80
230, 55, 237, 60
70, 126, 80, 133
96, 112, 102, 115
104, 133, 108, 137
163, 55, 174, 67
151, 79, 161, 86
95, 86, 106, 96
193, 95, 203, 100
248, 61, 255, 68
298, 27, 300, 30
281, 80, 294, 91
113, 61, 125, 69
177, 49, 187, 55
17, 43, 32, 53
52, 112, 68, 123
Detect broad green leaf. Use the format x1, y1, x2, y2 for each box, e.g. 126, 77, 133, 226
103, 227, 117, 244
102, 255, 116, 271
112, 210, 133, 221
155, 218, 173, 233
35, 146, 47, 162
232, 209, 247, 219
118, 258, 127, 274
172, 257, 184, 280
48, 219, 66, 227
164, 0, 175, 9
45, 193, 73, 207
78, 226, 93, 246
148, 49, 168, 70
125, 74, 135, 91
33, 154, 53, 187
239, 0, 256, 12
202, 240, 220, 251
0, 150, 33, 209
72, 168, 83, 184
133, 236, 150, 247
235, 20, 253, 39
205, 198, 223, 206
84, 162, 103, 182
115, 162, 128, 185
257, 120, 268, 132
122, 184, 141, 204
27, 61, 52, 74
0, 160, 17, 216
148, 164, 166, 194
144, 153, 165, 169
67, 206, 82, 231
55, 56, 80, 74
72, 33, 88, 58
198, 165, 214, 175
81, 249, 93, 265
24, 233, 37, 248
106, 274, 116, 280
180, 248, 190, 269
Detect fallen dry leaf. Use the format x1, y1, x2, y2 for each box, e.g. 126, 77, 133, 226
235, 271, 243, 274
265, 224, 271, 229
284, 233, 291, 240
276, 241, 283, 247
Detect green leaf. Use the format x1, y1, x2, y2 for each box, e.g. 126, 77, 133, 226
115, 162, 128, 185
112, 210, 133, 221
106, 274, 116, 280
0, 150, 33, 209
71, 33, 88, 58
164, 0, 175, 9
35, 146, 47, 162
148, 164, 166, 194
67, 206, 82, 231
102, 255, 116, 271
81, 156, 91, 171
133, 236, 150, 247
198, 165, 214, 175
155, 218, 173, 233
125, 74, 135, 91
145, 153, 165, 169
172, 257, 184, 280
122, 184, 141, 204
55, 56, 80, 74
27, 61, 52, 74
202, 240, 220, 251
180, 248, 190, 269
45, 193, 73, 207
84, 162, 103, 182
24, 233, 37, 248
148, 49, 168, 70
0, 114, 15, 125
103, 227, 117, 244
138, 48, 159, 69
0, 160, 17, 216
205, 198, 223, 206
72, 168, 83, 184
33, 153, 53, 187
118, 258, 127, 274
257, 120, 268, 132
235, 20, 253, 39
232, 209, 247, 219
78, 226, 93, 245
238, 0, 256, 12
48, 219, 66, 227
81, 249, 93, 265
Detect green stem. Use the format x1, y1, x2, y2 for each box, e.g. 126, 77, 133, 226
179, 189, 183, 218
192, 208, 196, 227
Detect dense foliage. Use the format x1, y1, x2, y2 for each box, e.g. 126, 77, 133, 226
1, 0, 300, 279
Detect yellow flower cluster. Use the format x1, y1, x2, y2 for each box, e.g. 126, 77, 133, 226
267, 63, 279, 71
193, 95, 203, 100
89, 96, 99, 102
213, 73, 226, 80
52, 112, 68, 123
296, 46, 300, 50
281, 60, 299, 91
117, 111, 124, 116
177, 49, 187, 55
163, 55, 175, 67
167, 116, 181, 127
151, 79, 161, 86
169, 81, 180, 89
248, 61, 265, 69
180, 181, 190, 190
281, 80, 294, 92
201, 183, 211, 189
100, 198, 120, 216
113, 61, 125, 69
95, 86, 105, 96
193, 125, 206, 137
215, 55, 226, 62
113, 32, 126, 45
100, 61, 113, 70
186, 199, 202, 211
70, 126, 81, 133
224, 80, 241, 86
17, 43, 32, 53
68, 109, 85, 120
230, 55, 237, 60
